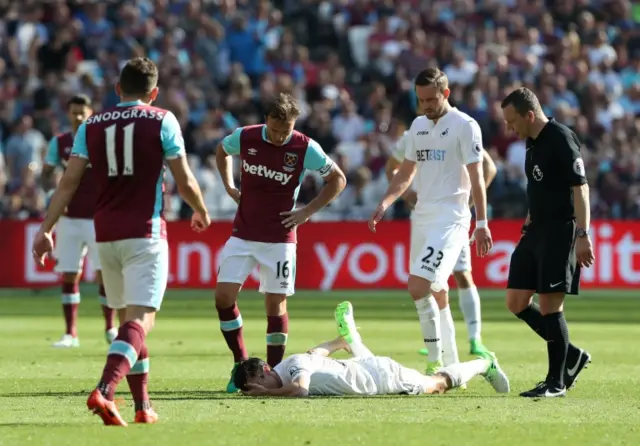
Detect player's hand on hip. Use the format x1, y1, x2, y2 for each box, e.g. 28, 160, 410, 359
280, 206, 310, 229
576, 236, 595, 268
368, 203, 387, 232
401, 190, 417, 210
191, 211, 211, 232
32, 228, 54, 266
226, 187, 241, 204
472, 227, 493, 257
242, 383, 268, 396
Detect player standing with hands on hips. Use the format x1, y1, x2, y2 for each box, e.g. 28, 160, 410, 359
32, 57, 210, 425
501, 88, 594, 398
369, 68, 493, 376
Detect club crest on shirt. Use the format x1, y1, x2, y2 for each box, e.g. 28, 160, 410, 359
440, 128, 449, 138
474, 144, 481, 153
283, 152, 298, 172
64, 146, 71, 154
533, 165, 543, 181
288, 366, 301, 378
284, 152, 298, 167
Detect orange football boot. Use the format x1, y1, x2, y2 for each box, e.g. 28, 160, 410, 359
134, 407, 159, 424
86, 389, 128, 426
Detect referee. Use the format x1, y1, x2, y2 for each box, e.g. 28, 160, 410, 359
500, 88, 595, 398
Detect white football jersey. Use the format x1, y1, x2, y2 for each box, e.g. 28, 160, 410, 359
274, 353, 377, 396
404, 108, 484, 227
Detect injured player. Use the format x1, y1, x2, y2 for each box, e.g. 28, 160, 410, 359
232, 302, 510, 397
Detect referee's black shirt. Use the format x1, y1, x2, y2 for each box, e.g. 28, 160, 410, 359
525, 118, 588, 223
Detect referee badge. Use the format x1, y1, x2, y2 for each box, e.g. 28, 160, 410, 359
573, 158, 585, 177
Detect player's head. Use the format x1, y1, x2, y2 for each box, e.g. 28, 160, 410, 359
500, 87, 543, 139
264, 93, 301, 146
66, 94, 92, 131
233, 357, 282, 391
414, 68, 450, 120
116, 57, 159, 104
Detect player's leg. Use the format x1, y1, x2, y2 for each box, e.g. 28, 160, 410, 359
410, 222, 466, 374
433, 289, 460, 368
86, 241, 128, 426
94, 238, 168, 424
453, 243, 491, 355
216, 237, 257, 392
85, 219, 117, 343
408, 220, 441, 371
52, 217, 84, 347
521, 221, 589, 398
258, 242, 296, 367
334, 301, 374, 358
436, 354, 510, 394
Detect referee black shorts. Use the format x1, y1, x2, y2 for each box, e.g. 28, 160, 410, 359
507, 220, 580, 295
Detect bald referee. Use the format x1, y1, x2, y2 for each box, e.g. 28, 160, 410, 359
500, 88, 595, 398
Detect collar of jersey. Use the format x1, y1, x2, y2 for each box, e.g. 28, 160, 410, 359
262, 125, 293, 145
117, 100, 146, 107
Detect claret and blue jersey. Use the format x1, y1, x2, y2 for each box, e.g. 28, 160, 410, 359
222, 124, 333, 243
71, 100, 185, 243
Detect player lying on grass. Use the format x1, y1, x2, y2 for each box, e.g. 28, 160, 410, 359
232, 302, 510, 397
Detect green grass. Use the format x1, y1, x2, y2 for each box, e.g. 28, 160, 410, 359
1, 288, 639, 446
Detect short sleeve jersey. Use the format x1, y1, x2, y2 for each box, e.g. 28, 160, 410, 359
404, 108, 483, 227
524, 118, 587, 224
44, 131, 96, 219
221, 125, 334, 243
71, 101, 185, 242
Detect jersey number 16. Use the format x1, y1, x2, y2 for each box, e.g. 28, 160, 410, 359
105, 123, 135, 177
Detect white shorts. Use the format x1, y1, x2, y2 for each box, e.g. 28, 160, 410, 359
217, 237, 296, 295
97, 238, 169, 310
356, 356, 427, 395
54, 216, 101, 273
409, 220, 469, 292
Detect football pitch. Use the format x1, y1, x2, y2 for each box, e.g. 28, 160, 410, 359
0, 288, 639, 446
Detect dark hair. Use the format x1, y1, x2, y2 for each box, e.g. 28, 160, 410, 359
67, 94, 92, 108
501, 87, 541, 116
233, 357, 268, 391
414, 68, 449, 92
118, 57, 159, 96
265, 93, 301, 122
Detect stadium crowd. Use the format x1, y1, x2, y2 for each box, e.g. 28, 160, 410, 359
0, 0, 638, 221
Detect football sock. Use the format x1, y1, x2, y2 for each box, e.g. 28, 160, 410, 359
348, 338, 375, 358
99, 284, 115, 331
516, 302, 580, 357
458, 287, 481, 341
266, 314, 289, 367
126, 343, 150, 411
440, 305, 460, 366
61, 282, 80, 337
414, 295, 442, 364
543, 312, 569, 387
440, 359, 489, 388
97, 321, 145, 400
216, 303, 248, 363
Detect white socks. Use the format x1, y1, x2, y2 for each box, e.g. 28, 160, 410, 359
349, 338, 374, 358
439, 305, 460, 366
440, 359, 489, 388
414, 296, 441, 364
458, 287, 482, 341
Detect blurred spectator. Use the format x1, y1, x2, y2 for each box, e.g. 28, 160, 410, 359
1, 0, 639, 221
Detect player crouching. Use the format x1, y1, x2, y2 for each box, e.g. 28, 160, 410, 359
232, 302, 509, 397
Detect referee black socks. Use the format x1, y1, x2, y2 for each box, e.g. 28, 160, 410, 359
515, 303, 547, 339
543, 312, 570, 388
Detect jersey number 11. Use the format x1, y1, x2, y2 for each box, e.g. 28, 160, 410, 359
105, 123, 135, 176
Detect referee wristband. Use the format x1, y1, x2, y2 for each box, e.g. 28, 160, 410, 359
476, 220, 488, 229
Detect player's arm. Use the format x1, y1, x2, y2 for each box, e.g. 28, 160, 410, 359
469, 150, 497, 208
384, 133, 408, 182
258, 374, 311, 398
40, 125, 89, 232
385, 155, 401, 182
301, 140, 347, 216
561, 132, 590, 231
162, 112, 208, 216
460, 121, 488, 224
216, 127, 242, 193
41, 137, 60, 192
